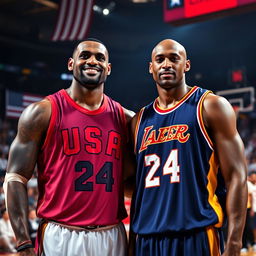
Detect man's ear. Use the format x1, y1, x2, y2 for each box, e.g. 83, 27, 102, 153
68, 58, 74, 71
107, 63, 112, 75
185, 59, 191, 72
149, 62, 153, 74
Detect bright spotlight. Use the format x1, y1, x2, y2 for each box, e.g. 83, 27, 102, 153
93, 5, 102, 13
61, 73, 73, 80
103, 8, 110, 15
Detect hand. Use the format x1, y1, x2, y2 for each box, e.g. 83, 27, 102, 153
18, 248, 36, 256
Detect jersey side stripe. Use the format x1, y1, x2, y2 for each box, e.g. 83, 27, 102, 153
197, 91, 214, 150
207, 152, 224, 228
134, 108, 145, 154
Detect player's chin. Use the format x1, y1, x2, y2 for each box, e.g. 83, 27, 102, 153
158, 80, 176, 88
82, 75, 100, 84
80, 80, 101, 89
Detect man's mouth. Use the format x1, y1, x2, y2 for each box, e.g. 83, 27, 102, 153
82, 66, 101, 75
160, 71, 175, 79
84, 68, 99, 75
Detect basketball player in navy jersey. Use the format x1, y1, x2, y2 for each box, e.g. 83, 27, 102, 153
4, 39, 134, 256
129, 39, 247, 256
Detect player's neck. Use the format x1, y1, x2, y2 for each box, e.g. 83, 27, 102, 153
67, 84, 104, 111
157, 84, 191, 109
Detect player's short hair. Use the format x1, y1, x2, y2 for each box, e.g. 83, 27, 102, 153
72, 38, 108, 57
84, 38, 106, 46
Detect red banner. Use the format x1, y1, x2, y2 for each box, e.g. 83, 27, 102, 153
184, 0, 237, 18
164, 0, 256, 23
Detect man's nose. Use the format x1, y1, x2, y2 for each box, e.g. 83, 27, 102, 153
87, 55, 97, 65
162, 58, 172, 68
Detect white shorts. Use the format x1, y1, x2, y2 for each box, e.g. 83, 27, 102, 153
40, 222, 127, 256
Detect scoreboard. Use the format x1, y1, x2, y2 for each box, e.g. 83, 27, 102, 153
164, 0, 256, 24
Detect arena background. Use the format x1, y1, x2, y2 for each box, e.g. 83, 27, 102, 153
0, 1, 256, 255
0, 0, 256, 113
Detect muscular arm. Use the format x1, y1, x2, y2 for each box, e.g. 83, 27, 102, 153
203, 94, 247, 255
5, 99, 51, 253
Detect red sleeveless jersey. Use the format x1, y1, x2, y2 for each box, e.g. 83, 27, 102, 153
36, 89, 128, 226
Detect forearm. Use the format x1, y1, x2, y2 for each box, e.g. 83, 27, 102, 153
6, 181, 31, 245
225, 176, 247, 249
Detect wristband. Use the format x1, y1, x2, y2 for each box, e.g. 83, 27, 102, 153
17, 241, 34, 252
17, 240, 32, 247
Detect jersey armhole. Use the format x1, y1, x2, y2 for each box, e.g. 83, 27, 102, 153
119, 103, 127, 129
115, 101, 130, 144
41, 95, 57, 150
197, 91, 214, 150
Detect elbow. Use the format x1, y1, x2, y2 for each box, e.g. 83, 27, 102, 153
224, 164, 247, 189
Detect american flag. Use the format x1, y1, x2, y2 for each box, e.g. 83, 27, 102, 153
52, 0, 94, 41
5, 90, 44, 119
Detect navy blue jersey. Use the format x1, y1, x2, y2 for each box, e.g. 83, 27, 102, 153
132, 86, 226, 235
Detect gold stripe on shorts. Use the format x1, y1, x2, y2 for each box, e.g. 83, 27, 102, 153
206, 226, 221, 256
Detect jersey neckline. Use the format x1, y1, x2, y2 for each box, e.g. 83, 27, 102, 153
60, 89, 108, 115
153, 86, 198, 114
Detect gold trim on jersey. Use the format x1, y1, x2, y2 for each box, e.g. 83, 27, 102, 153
207, 152, 224, 228
134, 107, 145, 154
154, 86, 198, 114
197, 91, 214, 150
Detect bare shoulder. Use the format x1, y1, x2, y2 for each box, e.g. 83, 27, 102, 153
203, 93, 236, 127
7, 98, 52, 176
203, 93, 237, 138
122, 107, 136, 123
204, 93, 233, 113
17, 98, 51, 142
22, 97, 50, 116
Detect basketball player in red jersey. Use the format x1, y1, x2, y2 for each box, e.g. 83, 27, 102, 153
4, 38, 134, 256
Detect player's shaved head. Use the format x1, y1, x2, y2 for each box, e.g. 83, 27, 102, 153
151, 39, 187, 60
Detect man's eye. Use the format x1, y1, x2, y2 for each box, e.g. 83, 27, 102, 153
97, 55, 105, 61
80, 54, 89, 59
156, 58, 163, 63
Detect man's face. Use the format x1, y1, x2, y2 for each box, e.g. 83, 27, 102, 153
149, 40, 190, 89
68, 41, 111, 89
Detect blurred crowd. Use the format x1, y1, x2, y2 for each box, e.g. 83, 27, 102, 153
0, 111, 256, 253
238, 112, 256, 253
